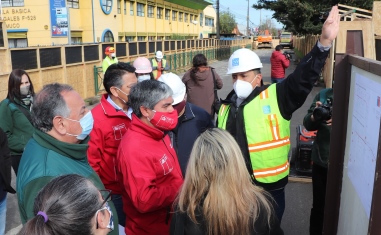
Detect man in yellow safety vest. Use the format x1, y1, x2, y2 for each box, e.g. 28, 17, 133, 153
151, 51, 169, 79
102, 46, 118, 74
217, 6, 339, 223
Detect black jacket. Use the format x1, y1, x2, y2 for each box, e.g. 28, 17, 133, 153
0, 127, 16, 200
218, 43, 330, 191
169, 102, 214, 176
170, 204, 284, 235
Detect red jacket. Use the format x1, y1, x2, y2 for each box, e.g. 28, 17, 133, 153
88, 94, 131, 195
271, 50, 290, 79
117, 114, 183, 235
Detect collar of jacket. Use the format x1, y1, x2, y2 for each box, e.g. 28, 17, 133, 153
220, 84, 272, 107
33, 128, 89, 160
100, 94, 128, 117
129, 113, 165, 140
180, 102, 195, 123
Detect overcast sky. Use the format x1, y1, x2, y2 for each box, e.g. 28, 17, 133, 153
217, 0, 283, 31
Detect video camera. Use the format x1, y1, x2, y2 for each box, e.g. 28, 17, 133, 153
313, 98, 333, 122
283, 51, 292, 60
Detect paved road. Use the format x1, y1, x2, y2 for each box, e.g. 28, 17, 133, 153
5, 48, 323, 235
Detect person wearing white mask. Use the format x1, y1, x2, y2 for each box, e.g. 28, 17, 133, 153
133, 57, 155, 82
0, 69, 35, 176
217, 5, 340, 224
16, 83, 120, 235
151, 51, 169, 79
102, 46, 118, 75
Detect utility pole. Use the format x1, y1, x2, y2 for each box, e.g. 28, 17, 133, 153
216, 0, 220, 39
246, 0, 250, 37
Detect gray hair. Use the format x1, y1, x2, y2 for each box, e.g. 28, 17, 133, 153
128, 80, 173, 118
17, 174, 103, 235
31, 83, 73, 132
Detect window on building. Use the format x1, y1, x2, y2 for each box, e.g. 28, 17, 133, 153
157, 36, 163, 40
67, 0, 79, 8
165, 36, 170, 40
0, 24, 4, 47
184, 13, 188, 22
100, 0, 112, 14
205, 17, 214, 26
130, 2, 134, 15
179, 12, 183, 22
147, 5, 154, 18
8, 38, 27, 48
103, 30, 114, 42
200, 13, 203, 26
137, 36, 145, 41
157, 7, 163, 19
148, 36, 155, 41
124, 0, 127, 14
126, 36, 134, 42
137, 3, 144, 17
1, 0, 24, 7
117, 0, 121, 14
165, 9, 170, 20
71, 37, 82, 44
189, 14, 193, 22
172, 11, 177, 21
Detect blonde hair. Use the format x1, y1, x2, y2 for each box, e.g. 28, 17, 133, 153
177, 128, 273, 235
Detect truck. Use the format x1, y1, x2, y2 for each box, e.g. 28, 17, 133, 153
257, 29, 273, 49
280, 31, 293, 49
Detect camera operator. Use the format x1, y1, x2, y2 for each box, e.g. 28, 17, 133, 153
303, 88, 333, 235
270, 45, 290, 84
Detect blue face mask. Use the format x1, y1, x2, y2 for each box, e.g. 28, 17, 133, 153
65, 111, 94, 140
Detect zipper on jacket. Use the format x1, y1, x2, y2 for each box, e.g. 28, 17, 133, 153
113, 157, 118, 181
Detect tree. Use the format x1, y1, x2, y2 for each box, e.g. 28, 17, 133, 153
253, 0, 376, 35
219, 11, 237, 34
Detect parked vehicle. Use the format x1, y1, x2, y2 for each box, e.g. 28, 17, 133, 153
280, 32, 293, 49
257, 29, 272, 49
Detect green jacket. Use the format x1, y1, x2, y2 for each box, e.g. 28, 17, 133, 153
303, 88, 333, 168
16, 129, 119, 235
0, 98, 34, 155
102, 56, 118, 74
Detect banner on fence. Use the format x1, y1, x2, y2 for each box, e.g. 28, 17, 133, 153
49, 0, 68, 37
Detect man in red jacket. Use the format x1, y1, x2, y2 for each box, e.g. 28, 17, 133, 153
117, 80, 183, 235
271, 45, 290, 83
88, 62, 137, 229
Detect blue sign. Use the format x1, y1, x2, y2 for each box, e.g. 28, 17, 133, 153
50, 0, 68, 37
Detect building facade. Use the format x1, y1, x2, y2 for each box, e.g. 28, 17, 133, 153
0, 0, 215, 47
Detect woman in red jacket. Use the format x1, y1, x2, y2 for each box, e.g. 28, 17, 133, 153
270, 45, 290, 84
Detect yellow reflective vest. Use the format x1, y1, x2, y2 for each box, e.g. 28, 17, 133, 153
152, 59, 167, 79
218, 85, 290, 184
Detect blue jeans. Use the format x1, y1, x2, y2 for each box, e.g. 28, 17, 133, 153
271, 78, 285, 84
111, 194, 126, 227
268, 187, 285, 223
0, 194, 7, 235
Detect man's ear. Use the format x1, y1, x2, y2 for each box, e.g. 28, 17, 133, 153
52, 116, 67, 135
110, 87, 119, 98
140, 106, 150, 118
256, 74, 263, 87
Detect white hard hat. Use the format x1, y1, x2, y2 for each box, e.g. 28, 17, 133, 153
158, 72, 186, 105
227, 48, 263, 75
156, 51, 163, 59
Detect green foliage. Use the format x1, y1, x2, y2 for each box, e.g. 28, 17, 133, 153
220, 11, 237, 34
253, 0, 375, 34
170, 34, 187, 40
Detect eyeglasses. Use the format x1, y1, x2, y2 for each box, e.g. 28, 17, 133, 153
99, 189, 112, 207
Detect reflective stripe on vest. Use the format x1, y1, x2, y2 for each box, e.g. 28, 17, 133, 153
218, 85, 290, 184
152, 59, 166, 79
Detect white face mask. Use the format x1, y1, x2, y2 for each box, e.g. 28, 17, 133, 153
138, 74, 151, 82
233, 76, 257, 99
111, 53, 116, 58
157, 58, 162, 62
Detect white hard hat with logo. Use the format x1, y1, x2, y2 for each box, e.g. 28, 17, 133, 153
158, 72, 186, 105
156, 51, 163, 59
226, 48, 263, 74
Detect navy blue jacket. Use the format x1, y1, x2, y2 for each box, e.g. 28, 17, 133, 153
169, 103, 214, 176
